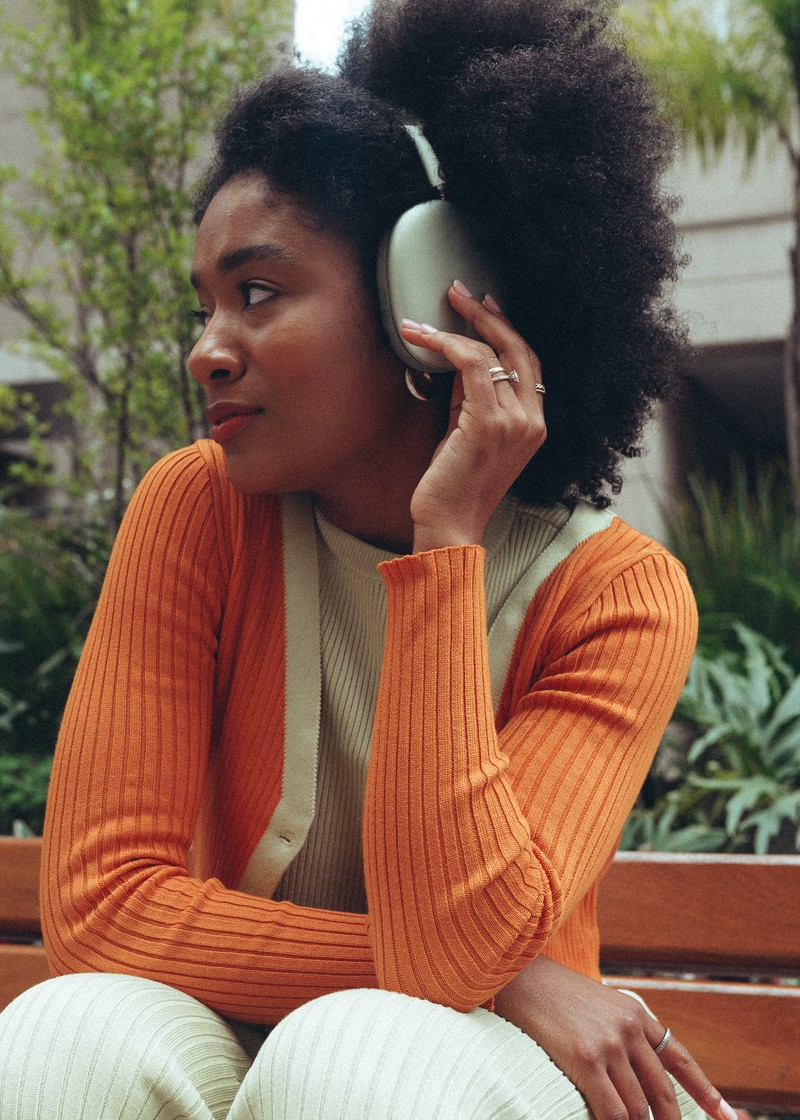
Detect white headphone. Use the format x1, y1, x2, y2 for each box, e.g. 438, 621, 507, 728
376, 125, 502, 373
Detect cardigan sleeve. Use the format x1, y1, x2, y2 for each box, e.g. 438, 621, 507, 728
364, 524, 697, 1010
41, 445, 377, 1025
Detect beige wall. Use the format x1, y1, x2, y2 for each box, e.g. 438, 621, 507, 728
614, 140, 792, 540
670, 144, 793, 348
0, 0, 46, 348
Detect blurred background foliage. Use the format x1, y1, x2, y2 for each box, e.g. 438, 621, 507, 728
0, 0, 291, 831
618, 0, 800, 855
667, 459, 800, 666
0, 0, 291, 525
0, 503, 110, 833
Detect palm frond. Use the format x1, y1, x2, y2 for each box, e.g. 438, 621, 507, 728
622, 0, 797, 162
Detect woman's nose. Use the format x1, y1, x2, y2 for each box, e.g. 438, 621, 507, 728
187, 318, 245, 386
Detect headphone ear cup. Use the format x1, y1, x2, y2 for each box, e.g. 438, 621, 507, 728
377, 200, 501, 373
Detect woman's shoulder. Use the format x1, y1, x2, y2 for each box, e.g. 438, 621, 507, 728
567, 506, 688, 579
539, 505, 696, 638
135, 441, 277, 512
126, 441, 283, 555
138, 439, 232, 494
511, 496, 683, 567
506, 497, 693, 610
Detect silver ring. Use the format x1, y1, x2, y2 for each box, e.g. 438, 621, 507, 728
653, 1027, 671, 1056
490, 369, 520, 385
534, 383, 546, 395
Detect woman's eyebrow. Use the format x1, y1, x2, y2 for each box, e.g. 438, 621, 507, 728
190, 243, 295, 288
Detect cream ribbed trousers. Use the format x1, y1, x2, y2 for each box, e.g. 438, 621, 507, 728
0, 974, 701, 1120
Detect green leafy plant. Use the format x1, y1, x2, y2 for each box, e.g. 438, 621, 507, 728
0, 754, 53, 835
665, 458, 800, 667
0, 0, 291, 527
0, 503, 110, 760
623, 624, 800, 853
0, 502, 112, 833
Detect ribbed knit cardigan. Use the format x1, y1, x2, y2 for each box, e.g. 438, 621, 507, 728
41, 440, 697, 1025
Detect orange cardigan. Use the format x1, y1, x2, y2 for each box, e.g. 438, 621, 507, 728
42, 441, 697, 1024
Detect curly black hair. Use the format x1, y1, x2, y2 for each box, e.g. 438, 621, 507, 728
195, 0, 687, 508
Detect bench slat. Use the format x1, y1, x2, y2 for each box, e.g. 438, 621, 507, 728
0, 836, 42, 935
598, 851, 800, 973
0, 944, 50, 1011
606, 976, 800, 1111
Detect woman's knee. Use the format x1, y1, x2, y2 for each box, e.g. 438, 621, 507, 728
0, 972, 252, 1120
235, 988, 552, 1120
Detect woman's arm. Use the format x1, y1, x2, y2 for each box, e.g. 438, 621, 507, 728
364, 532, 696, 1008
362, 285, 697, 1009
42, 444, 378, 1025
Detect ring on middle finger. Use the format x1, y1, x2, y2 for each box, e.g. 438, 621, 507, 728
489, 366, 520, 385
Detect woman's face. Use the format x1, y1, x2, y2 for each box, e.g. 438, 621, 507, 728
188, 173, 438, 524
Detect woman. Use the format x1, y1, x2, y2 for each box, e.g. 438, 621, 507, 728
0, 1, 737, 1118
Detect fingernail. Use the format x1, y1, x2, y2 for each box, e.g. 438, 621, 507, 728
420, 322, 438, 334
401, 318, 421, 329
719, 1101, 738, 1120
452, 279, 473, 298
483, 293, 502, 314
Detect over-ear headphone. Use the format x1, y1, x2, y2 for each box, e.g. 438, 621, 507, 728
376, 126, 502, 373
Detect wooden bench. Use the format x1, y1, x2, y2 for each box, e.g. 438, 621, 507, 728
599, 851, 800, 1113
0, 836, 50, 1010
2, 838, 799, 1110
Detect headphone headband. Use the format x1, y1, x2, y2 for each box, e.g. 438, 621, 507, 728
404, 124, 444, 195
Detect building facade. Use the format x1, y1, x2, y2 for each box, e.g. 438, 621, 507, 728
610, 141, 792, 540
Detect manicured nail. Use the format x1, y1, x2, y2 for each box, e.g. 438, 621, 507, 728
719, 1101, 738, 1120
452, 279, 473, 297
483, 293, 502, 314
420, 322, 438, 334
401, 318, 421, 329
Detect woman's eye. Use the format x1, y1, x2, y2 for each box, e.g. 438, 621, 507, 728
242, 282, 275, 308
189, 308, 209, 329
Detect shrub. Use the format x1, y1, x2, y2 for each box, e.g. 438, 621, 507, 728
666, 458, 800, 667
0, 503, 111, 831
0, 504, 108, 759
623, 624, 800, 853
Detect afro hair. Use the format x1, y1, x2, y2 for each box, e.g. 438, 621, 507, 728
196, 0, 688, 507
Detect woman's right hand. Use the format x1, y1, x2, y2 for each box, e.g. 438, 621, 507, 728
494, 955, 738, 1120
400, 281, 546, 554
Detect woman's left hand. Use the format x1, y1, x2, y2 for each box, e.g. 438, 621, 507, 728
494, 955, 738, 1120
401, 280, 546, 553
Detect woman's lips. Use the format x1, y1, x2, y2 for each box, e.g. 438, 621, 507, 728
205, 402, 263, 444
